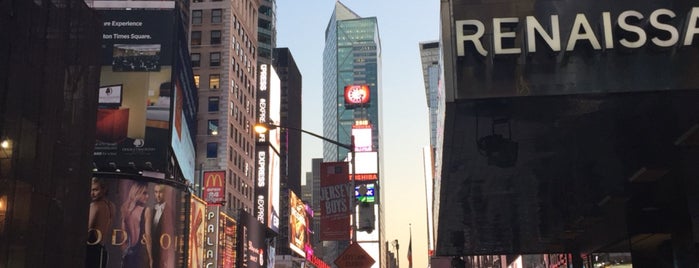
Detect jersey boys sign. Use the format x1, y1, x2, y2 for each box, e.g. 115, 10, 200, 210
445, 0, 699, 99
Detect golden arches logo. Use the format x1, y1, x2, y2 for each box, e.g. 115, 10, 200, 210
204, 171, 224, 188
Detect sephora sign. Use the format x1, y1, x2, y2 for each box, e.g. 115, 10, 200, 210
446, 0, 699, 99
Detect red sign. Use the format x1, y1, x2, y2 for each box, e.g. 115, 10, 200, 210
320, 162, 351, 241
334, 243, 375, 268
203, 171, 225, 205
344, 84, 370, 107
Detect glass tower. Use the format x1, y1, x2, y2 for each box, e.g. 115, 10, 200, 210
322, 2, 383, 268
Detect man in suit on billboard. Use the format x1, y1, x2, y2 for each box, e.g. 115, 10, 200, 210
151, 184, 175, 268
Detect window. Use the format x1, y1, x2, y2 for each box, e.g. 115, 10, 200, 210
206, 142, 218, 158
191, 31, 201, 46
208, 120, 219, 135
210, 30, 221, 45
192, 10, 202, 25
210, 52, 221, 66
191, 53, 200, 67
208, 97, 219, 112
211, 9, 222, 23
193, 75, 200, 89
209, 74, 220, 89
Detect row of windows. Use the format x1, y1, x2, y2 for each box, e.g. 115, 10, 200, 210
191, 30, 221, 46
193, 74, 220, 89
191, 9, 222, 24
191, 52, 221, 68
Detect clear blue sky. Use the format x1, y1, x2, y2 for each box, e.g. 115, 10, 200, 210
276, 1, 440, 267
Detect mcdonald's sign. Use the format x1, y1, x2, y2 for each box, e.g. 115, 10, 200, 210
203, 171, 225, 205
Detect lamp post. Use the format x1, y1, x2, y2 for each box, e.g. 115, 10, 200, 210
253, 122, 358, 243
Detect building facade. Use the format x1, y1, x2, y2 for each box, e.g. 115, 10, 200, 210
323, 2, 384, 267
436, 0, 699, 267
0, 0, 101, 266
190, 0, 259, 217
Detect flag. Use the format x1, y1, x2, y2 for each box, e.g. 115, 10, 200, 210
407, 232, 413, 268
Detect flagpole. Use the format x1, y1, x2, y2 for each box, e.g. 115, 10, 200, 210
408, 223, 413, 268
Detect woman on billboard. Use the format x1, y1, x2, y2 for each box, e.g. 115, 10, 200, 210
120, 181, 153, 268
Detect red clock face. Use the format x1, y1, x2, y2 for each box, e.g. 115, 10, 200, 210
344, 84, 370, 105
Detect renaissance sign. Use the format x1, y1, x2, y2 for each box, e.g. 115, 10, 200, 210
445, 0, 699, 99
457, 7, 699, 56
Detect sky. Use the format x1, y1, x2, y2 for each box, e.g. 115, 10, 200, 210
276, 1, 440, 268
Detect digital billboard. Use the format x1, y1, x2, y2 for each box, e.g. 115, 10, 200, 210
86, 177, 185, 268
319, 162, 351, 241
94, 9, 176, 173
237, 210, 268, 268
219, 213, 237, 268
288, 190, 308, 257
189, 195, 207, 268
202, 171, 225, 204
352, 124, 373, 152
355, 183, 375, 203
344, 84, 371, 108
255, 64, 281, 233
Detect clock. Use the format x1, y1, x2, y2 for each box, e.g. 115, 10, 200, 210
344, 84, 370, 106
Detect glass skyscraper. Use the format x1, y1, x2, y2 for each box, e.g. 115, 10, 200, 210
323, 2, 384, 267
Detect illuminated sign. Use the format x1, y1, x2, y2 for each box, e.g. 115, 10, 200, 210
204, 207, 220, 268
349, 151, 378, 175
289, 190, 307, 257
354, 183, 375, 203
203, 171, 225, 205
352, 125, 373, 152
344, 84, 370, 107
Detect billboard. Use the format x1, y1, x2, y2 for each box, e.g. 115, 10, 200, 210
203, 171, 225, 204
189, 195, 207, 268
289, 190, 308, 257
344, 84, 371, 108
86, 177, 185, 268
219, 213, 237, 268
237, 210, 268, 268
255, 63, 280, 233
355, 183, 375, 203
319, 162, 351, 241
170, 36, 197, 183
94, 9, 176, 173
352, 124, 373, 152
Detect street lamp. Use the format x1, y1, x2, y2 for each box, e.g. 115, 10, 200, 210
253, 122, 358, 242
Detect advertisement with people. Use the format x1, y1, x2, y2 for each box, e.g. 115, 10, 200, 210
288, 190, 308, 257
86, 177, 185, 268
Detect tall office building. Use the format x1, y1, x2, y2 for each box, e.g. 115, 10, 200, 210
190, 0, 259, 216
419, 41, 442, 257
323, 2, 384, 267
257, 0, 276, 63
0, 0, 101, 266
271, 47, 303, 257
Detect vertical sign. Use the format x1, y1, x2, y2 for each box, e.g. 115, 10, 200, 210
319, 162, 351, 241
189, 196, 207, 268
219, 213, 237, 268
204, 206, 219, 268
288, 190, 308, 257
203, 171, 225, 204
237, 210, 267, 268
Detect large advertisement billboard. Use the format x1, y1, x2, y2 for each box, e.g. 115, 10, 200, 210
189, 196, 206, 268
237, 210, 268, 268
319, 162, 351, 241
255, 63, 280, 233
94, 9, 176, 173
86, 177, 185, 268
288, 190, 308, 257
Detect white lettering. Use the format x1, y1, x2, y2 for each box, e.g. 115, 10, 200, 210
526, 15, 560, 53
494, 17, 521, 54
683, 7, 699, 46
650, 9, 679, 47
566, 13, 601, 51
456, 20, 488, 56
618, 10, 646, 48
